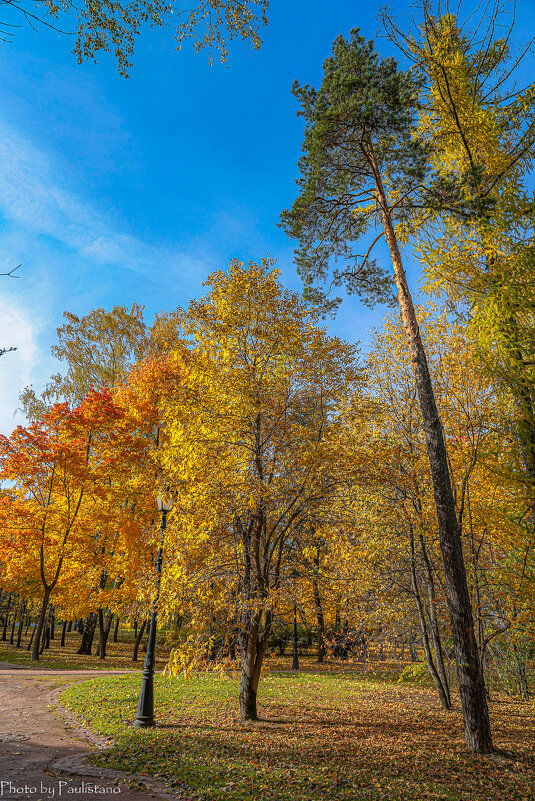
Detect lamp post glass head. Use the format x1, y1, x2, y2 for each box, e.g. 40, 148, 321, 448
157, 492, 177, 513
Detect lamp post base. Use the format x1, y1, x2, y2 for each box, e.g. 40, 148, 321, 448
132, 716, 155, 728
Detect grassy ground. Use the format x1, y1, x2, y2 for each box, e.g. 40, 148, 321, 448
0, 630, 171, 670
60, 658, 535, 801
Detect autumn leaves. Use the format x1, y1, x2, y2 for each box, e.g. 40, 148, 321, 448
1, 2, 535, 764
0, 262, 364, 708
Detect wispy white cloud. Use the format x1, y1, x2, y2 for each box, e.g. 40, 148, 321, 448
0, 117, 213, 436
0, 118, 173, 277
0, 114, 289, 436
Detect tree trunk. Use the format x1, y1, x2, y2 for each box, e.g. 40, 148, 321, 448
410, 527, 451, 710
60, 620, 68, 647
77, 612, 97, 655
132, 619, 147, 662
16, 601, 26, 649
418, 531, 451, 707
239, 672, 258, 720
113, 616, 120, 642
96, 609, 113, 659
512, 642, 530, 699
9, 600, 18, 645
408, 632, 419, 662
228, 637, 237, 661
42, 626, 51, 653
239, 610, 272, 721
2, 593, 12, 641
39, 604, 53, 655
369, 147, 492, 753
32, 591, 50, 662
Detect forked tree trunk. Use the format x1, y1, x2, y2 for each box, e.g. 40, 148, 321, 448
239, 611, 272, 721
368, 145, 492, 752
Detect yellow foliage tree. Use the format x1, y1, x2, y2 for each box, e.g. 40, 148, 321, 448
155, 258, 363, 720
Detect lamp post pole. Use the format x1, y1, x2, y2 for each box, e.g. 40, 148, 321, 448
133, 493, 175, 728
292, 601, 299, 671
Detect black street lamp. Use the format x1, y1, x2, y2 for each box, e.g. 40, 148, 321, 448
133, 492, 176, 728
290, 568, 300, 671
292, 601, 299, 671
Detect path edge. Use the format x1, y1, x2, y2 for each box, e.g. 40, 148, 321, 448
47, 683, 193, 801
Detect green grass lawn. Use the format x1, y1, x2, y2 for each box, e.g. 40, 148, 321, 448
60, 662, 535, 801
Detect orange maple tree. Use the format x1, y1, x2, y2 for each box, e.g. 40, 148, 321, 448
0, 388, 144, 660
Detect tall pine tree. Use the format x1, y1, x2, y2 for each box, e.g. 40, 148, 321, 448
281, 29, 493, 753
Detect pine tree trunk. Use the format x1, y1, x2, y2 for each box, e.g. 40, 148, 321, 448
369, 161, 492, 750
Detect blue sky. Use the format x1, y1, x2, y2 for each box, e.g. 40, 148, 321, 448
0, 0, 533, 433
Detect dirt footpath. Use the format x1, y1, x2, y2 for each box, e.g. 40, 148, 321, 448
0, 664, 182, 801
